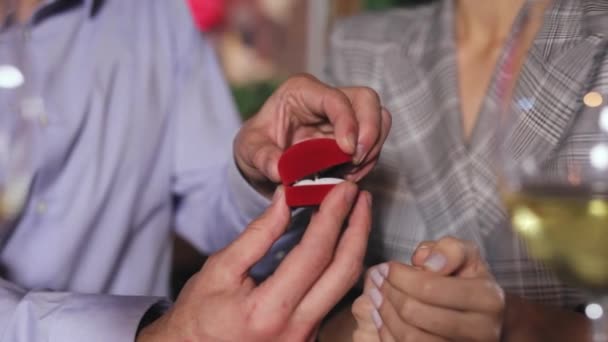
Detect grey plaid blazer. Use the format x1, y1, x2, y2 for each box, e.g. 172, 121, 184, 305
328, 0, 608, 309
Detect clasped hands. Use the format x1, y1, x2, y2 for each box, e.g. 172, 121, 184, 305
353, 237, 506, 342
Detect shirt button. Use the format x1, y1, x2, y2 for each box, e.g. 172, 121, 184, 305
275, 250, 286, 261
36, 201, 47, 215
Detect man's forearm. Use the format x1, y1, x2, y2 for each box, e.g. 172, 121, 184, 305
503, 293, 591, 341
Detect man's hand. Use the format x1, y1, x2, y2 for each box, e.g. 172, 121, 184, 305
234, 74, 391, 196
355, 237, 506, 342
138, 182, 372, 342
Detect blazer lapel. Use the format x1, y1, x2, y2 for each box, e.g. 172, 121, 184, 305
508, 1, 607, 166
470, 0, 608, 236
379, 0, 608, 250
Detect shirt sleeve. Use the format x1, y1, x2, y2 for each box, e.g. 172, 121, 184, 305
170, 11, 269, 255
0, 278, 167, 342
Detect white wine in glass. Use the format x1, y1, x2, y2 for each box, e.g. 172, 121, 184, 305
505, 181, 608, 292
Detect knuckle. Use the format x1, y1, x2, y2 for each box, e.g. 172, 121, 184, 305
352, 296, 374, 320
290, 72, 316, 82
285, 73, 315, 87
299, 244, 333, 271
251, 149, 270, 170
416, 240, 436, 250
200, 256, 223, 277
398, 295, 414, 320
246, 222, 275, 244
185, 272, 205, 291
420, 279, 436, 298
358, 87, 381, 104
329, 88, 352, 107
386, 261, 401, 273
439, 235, 461, 246
483, 280, 506, 313
248, 314, 284, 339
436, 236, 463, 254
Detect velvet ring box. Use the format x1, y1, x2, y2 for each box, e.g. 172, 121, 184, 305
278, 138, 353, 207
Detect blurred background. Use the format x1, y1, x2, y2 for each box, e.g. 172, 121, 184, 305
172, 0, 429, 296
192, 0, 430, 119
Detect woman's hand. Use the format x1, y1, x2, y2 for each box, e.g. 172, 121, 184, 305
357, 237, 506, 341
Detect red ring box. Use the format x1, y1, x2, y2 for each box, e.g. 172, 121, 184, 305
278, 138, 352, 207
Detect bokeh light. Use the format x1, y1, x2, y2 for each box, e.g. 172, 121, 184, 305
584, 91, 604, 108
0, 65, 24, 89
599, 106, 608, 132
590, 144, 608, 170
586, 303, 604, 320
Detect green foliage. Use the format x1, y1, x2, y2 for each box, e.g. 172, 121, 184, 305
364, 0, 402, 10
231, 80, 282, 120
364, 0, 430, 10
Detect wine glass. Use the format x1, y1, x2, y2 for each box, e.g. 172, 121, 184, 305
0, 0, 40, 227
496, 2, 608, 341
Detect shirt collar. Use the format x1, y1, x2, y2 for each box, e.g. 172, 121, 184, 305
64, 0, 106, 17
89, 0, 104, 17
33, 0, 104, 24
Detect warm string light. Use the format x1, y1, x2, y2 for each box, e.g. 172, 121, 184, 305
584, 92, 604, 108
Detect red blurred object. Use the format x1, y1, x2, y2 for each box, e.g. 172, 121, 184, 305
278, 139, 352, 207
187, 0, 227, 32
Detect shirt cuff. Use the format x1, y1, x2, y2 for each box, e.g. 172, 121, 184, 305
227, 158, 272, 229
49, 294, 168, 342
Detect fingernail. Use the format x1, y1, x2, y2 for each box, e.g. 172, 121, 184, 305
417, 244, 431, 250
368, 287, 383, 309
272, 186, 284, 203
369, 268, 384, 288
344, 134, 357, 154
424, 253, 447, 272
377, 263, 389, 278
355, 143, 367, 164
371, 309, 383, 330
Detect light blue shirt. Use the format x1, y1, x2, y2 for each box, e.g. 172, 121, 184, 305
0, 0, 272, 340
